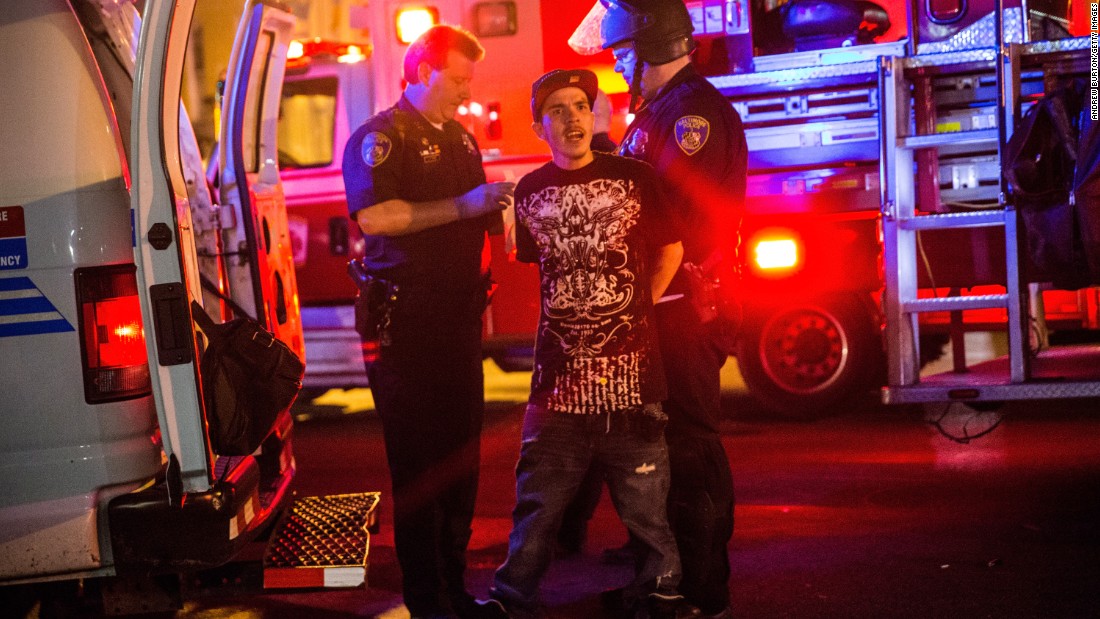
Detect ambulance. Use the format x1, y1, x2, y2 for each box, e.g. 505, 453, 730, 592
0, 0, 310, 611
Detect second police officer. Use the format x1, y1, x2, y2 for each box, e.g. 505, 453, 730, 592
595, 1, 749, 618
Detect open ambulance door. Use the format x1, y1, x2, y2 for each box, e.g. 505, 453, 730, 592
131, 0, 296, 494
218, 2, 303, 357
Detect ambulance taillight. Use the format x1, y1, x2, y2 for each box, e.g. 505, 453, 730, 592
76, 264, 151, 404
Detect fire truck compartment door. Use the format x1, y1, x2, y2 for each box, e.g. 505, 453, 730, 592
218, 1, 303, 359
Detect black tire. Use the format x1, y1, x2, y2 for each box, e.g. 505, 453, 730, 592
737, 294, 881, 420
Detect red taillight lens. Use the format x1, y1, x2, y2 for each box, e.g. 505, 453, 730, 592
76, 265, 151, 403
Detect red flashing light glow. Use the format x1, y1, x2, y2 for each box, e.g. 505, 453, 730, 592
396, 7, 439, 44
287, 40, 305, 60
286, 39, 372, 68
85, 296, 146, 367
338, 44, 367, 64
755, 238, 799, 270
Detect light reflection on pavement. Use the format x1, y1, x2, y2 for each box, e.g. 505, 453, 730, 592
302, 358, 748, 415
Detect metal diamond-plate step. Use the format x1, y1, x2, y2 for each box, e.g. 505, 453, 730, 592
263, 492, 381, 589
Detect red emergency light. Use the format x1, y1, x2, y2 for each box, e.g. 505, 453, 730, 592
286, 39, 371, 70
750, 229, 802, 275
395, 6, 440, 44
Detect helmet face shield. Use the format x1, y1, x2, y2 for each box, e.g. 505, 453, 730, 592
568, 1, 609, 56
591, 0, 698, 65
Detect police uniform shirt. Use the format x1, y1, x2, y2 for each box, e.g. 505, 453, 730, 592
343, 95, 496, 286
514, 152, 678, 415
619, 64, 747, 267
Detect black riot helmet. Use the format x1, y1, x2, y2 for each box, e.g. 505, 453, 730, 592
600, 0, 697, 65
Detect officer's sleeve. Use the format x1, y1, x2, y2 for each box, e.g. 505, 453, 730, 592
342, 120, 402, 220
461, 129, 503, 235
639, 165, 682, 250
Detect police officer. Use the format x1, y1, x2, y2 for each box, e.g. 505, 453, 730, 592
599, 2, 748, 618
342, 24, 514, 619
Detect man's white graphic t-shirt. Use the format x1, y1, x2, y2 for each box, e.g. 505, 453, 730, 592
515, 152, 679, 415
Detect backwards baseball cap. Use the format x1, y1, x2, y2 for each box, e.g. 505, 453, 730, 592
530, 69, 599, 121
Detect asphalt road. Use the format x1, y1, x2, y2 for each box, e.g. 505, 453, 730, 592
164, 362, 1100, 619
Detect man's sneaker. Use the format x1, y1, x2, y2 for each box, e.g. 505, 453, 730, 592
450, 592, 509, 619
640, 592, 701, 619
465, 598, 509, 619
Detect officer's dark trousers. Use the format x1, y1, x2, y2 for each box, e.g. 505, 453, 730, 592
656, 297, 735, 615
366, 283, 486, 617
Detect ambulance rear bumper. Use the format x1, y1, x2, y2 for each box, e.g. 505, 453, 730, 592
106, 425, 296, 573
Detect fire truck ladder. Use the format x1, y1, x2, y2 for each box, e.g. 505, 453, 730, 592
880, 35, 1100, 405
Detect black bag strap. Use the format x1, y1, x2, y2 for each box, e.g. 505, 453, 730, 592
190, 299, 216, 334
198, 273, 255, 322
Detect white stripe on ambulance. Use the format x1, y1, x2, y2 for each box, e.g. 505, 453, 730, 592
0, 288, 38, 300
0, 311, 64, 325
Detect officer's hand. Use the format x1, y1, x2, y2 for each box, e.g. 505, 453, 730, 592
456, 182, 515, 220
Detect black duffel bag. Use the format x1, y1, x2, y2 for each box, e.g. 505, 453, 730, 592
1004, 80, 1091, 289
191, 301, 304, 455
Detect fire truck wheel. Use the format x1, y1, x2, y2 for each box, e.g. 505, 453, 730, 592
737, 295, 881, 420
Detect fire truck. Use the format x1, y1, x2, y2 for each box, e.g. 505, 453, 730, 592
281, 0, 1096, 418
711, 0, 1099, 418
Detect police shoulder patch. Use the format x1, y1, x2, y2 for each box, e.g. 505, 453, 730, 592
673, 115, 710, 156
361, 131, 392, 168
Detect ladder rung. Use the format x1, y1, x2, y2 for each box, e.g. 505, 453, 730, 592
898, 209, 1008, 230
898, 129, 999, 149
902, 294, 1008, 313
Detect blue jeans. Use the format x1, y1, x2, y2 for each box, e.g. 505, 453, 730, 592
491, 405, 682, 617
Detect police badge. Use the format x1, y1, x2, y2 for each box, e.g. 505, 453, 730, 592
361, 132, 392, 168
674, 115, 710, 156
